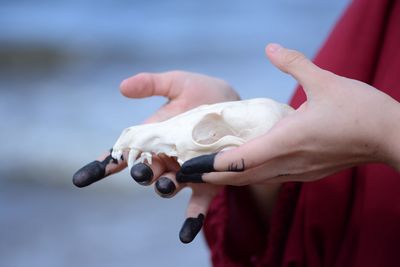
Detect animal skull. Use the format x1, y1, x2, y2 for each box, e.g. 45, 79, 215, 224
111, 98, 294, 169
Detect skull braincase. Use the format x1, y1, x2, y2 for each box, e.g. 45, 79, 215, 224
111, 98, 294, 169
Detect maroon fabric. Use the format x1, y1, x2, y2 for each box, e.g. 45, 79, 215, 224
204, 0, 400, 266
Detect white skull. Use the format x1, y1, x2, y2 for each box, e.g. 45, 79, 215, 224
111, 98, 294, 169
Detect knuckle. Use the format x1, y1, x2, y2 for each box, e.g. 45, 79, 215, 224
318, 70, 340, 88
168, 70, 185, 79
282, 50, 306, 69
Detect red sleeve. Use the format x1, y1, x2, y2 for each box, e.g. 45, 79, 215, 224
204, 183, 301, 267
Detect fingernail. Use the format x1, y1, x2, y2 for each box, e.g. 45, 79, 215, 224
267, 43, 282, 53
176, 171, 204, 183
73, 161, 106, 188
181, 153, 217, 174
130, 163, 153, 185
179, 214, 205, 244
155, 177, 176, 196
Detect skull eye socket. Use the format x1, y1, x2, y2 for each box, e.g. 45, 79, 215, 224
192, 113, 236, 145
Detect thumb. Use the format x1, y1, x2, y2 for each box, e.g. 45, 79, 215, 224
120, 71, 184, 123
265, 43, 327, 96
120, 71, 180, 100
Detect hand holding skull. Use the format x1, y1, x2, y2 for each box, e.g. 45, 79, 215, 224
180, 44, 400, 185
73, 71, 242, 243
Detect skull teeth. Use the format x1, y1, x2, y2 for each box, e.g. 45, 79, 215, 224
163, 150, 178, 158
134, 152, 153, 165
111, 150, 123, 162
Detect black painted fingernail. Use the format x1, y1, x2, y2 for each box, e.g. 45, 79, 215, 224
176, 170, 204, 183
155, 177, 176, 197
72, 154, 118, 188
73, 161, 106, 188
181, 153, 217, 174
130, 163, 153, 185
179, 214, 205, 244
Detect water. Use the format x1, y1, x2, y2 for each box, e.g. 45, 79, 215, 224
0, 1, 349, 266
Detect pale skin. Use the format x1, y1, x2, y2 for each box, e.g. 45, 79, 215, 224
74, 43, 400, 242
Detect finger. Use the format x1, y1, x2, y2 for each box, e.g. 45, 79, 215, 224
130, 155, 166, 185
178, 148, 308, 185
180, 128, 286, 175
179, 184, 218, 244
120, 72, 180, 100
178, 160, 273, 186
154, 172, 184, 198
181, 157, 354, 185
158, 153, 181, 173
265, 43, 330, 97
175, 169, 203, 183
72, 149, 127, 188
154, 155, 183, 197
265, 163, 354, 183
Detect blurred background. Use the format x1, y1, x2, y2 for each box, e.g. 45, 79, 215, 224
0, 1, 349, 266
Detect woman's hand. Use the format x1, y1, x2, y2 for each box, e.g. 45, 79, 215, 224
179, 44, 400, 185
72, 71, 239, 243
